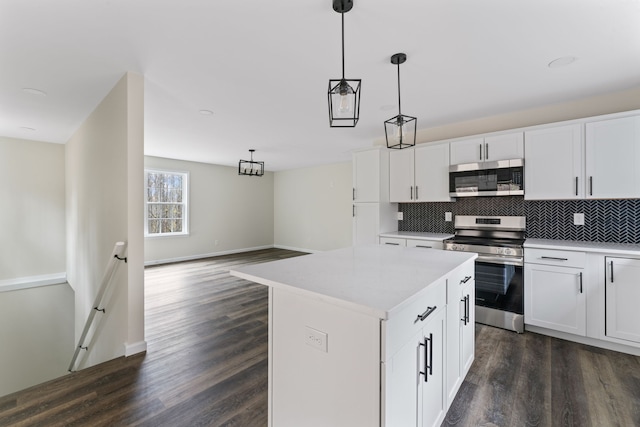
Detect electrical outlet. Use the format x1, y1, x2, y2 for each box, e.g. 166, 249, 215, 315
574, 213, 585, 226
445, 212, 452, 222
214, 239, 219, 246
305, 326, 328, 353
397, 212, 404, 220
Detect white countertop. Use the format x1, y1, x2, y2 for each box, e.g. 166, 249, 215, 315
525, 239, 640, 255
230, 245, 476, 320
378, 231, 454, 241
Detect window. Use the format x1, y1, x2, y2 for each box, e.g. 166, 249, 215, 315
145, 169, 188, 236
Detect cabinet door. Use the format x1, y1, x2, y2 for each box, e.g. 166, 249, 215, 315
524, 263, 586, 336
385, 329, 422, 427
389, 148, 415, 203
605, 257, 640, 343
524, 124, 584, 200
585, 116, 640, 199
415, 143, 451, 202
483, 132, 524, 162
420, 308, 446, 427
352, 204, 378, 246
450, 137, 484, 164
353, 150, 380, 202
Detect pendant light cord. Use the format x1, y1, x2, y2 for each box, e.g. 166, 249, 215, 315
341, 12, 346, 79
397, 62, 402, 117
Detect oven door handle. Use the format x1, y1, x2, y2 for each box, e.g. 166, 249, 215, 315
475, 254, 523, 266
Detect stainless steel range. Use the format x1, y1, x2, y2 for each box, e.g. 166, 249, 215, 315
444, 215, 525, 333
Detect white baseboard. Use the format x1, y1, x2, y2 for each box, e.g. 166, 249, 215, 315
0, 273, 67, 293
124, 340, 148, 356
273, 244, 318, 254
144, 245, 276, 266
525, 324, 640, 356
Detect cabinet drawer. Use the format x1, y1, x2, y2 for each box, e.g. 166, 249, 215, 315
383, 278, 447, 360
380, 237, 406, 246
525, 248, 586, 268
406, 239, 443, 250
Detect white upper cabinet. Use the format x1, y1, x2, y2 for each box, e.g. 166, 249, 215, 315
389, 148, 415, 202
525, 124, 584, 200
415, 143, 451, 202
353, 150, 386, 202
585, 116, 640, 199
389, 142, 451, 203
449, 132, 523, 165
449, 137, 485, 164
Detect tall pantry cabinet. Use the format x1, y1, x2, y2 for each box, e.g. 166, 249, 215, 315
352, 148, 397, 245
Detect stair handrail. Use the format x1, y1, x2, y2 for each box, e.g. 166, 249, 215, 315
68, 241, 128, 372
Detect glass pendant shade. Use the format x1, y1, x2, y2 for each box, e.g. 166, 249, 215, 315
385, 114, 417, 149
328, 78, 361, 127
238, 149, 264, 177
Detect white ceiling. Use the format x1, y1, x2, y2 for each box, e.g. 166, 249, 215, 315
2, 0, 640, 171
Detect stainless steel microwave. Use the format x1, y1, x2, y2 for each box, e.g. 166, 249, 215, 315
449, 159, 524, 197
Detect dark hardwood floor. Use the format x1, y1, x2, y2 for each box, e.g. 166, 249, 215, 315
1, 248, 639, 426
442, 324, 640, 427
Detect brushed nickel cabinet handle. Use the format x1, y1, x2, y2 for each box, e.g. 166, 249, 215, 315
415, 186, 419, 200
479, 144, 483, 160
575, 177, 578, 196
415, 306, 437, 323
540, 256, 568, 261
485, 143, 489, 160
589, 176, 593, 196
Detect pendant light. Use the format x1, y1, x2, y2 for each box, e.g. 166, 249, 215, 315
328, 0, 361, 128
384, 53, 416, 149
238, 149, 264, 177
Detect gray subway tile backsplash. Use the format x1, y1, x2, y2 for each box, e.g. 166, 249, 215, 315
398, 197, 640, 244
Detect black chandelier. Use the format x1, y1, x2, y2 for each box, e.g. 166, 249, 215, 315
238, 149, 264, 177
384, 53, 416, 149
328, 0, 361, 128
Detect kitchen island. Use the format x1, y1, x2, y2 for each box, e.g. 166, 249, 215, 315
230, 245, 476, 427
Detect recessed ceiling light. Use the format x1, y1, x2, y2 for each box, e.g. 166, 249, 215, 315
199, 109, 214, 115
22, 87, 47, 96
20, 126, 36, 131
548, 56, 577, 68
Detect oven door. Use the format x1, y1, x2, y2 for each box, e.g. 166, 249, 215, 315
475, 258, 523, 316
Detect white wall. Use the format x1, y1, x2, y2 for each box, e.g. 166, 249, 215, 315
0, 137, 65, 283
144, 156, 275, 264
0, 283, 73, 397
66, 72, 145, 369
375, 85, 640, 146
0, 137, 72, 397
274, 162, 352, 252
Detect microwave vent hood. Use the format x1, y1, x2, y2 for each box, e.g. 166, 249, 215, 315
449, 158, 524, 197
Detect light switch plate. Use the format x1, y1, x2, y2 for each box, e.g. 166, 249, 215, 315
305, 326, 328, 353
574, 213, 585, 226
445, 212, 452, 222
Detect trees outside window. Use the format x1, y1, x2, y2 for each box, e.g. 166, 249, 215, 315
145, 170, 188, 236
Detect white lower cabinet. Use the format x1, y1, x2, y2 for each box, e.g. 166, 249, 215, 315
524, 245, 640, 356
524, 263, 586, 335
445, 265, 475, 405
605, 257, 640, 344
379, 236, 444, 250
386, 307, 446, 427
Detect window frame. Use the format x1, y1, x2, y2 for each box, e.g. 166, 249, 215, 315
144, 168, 190, 238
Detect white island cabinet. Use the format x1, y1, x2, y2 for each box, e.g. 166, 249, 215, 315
230, 245, 476, 427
